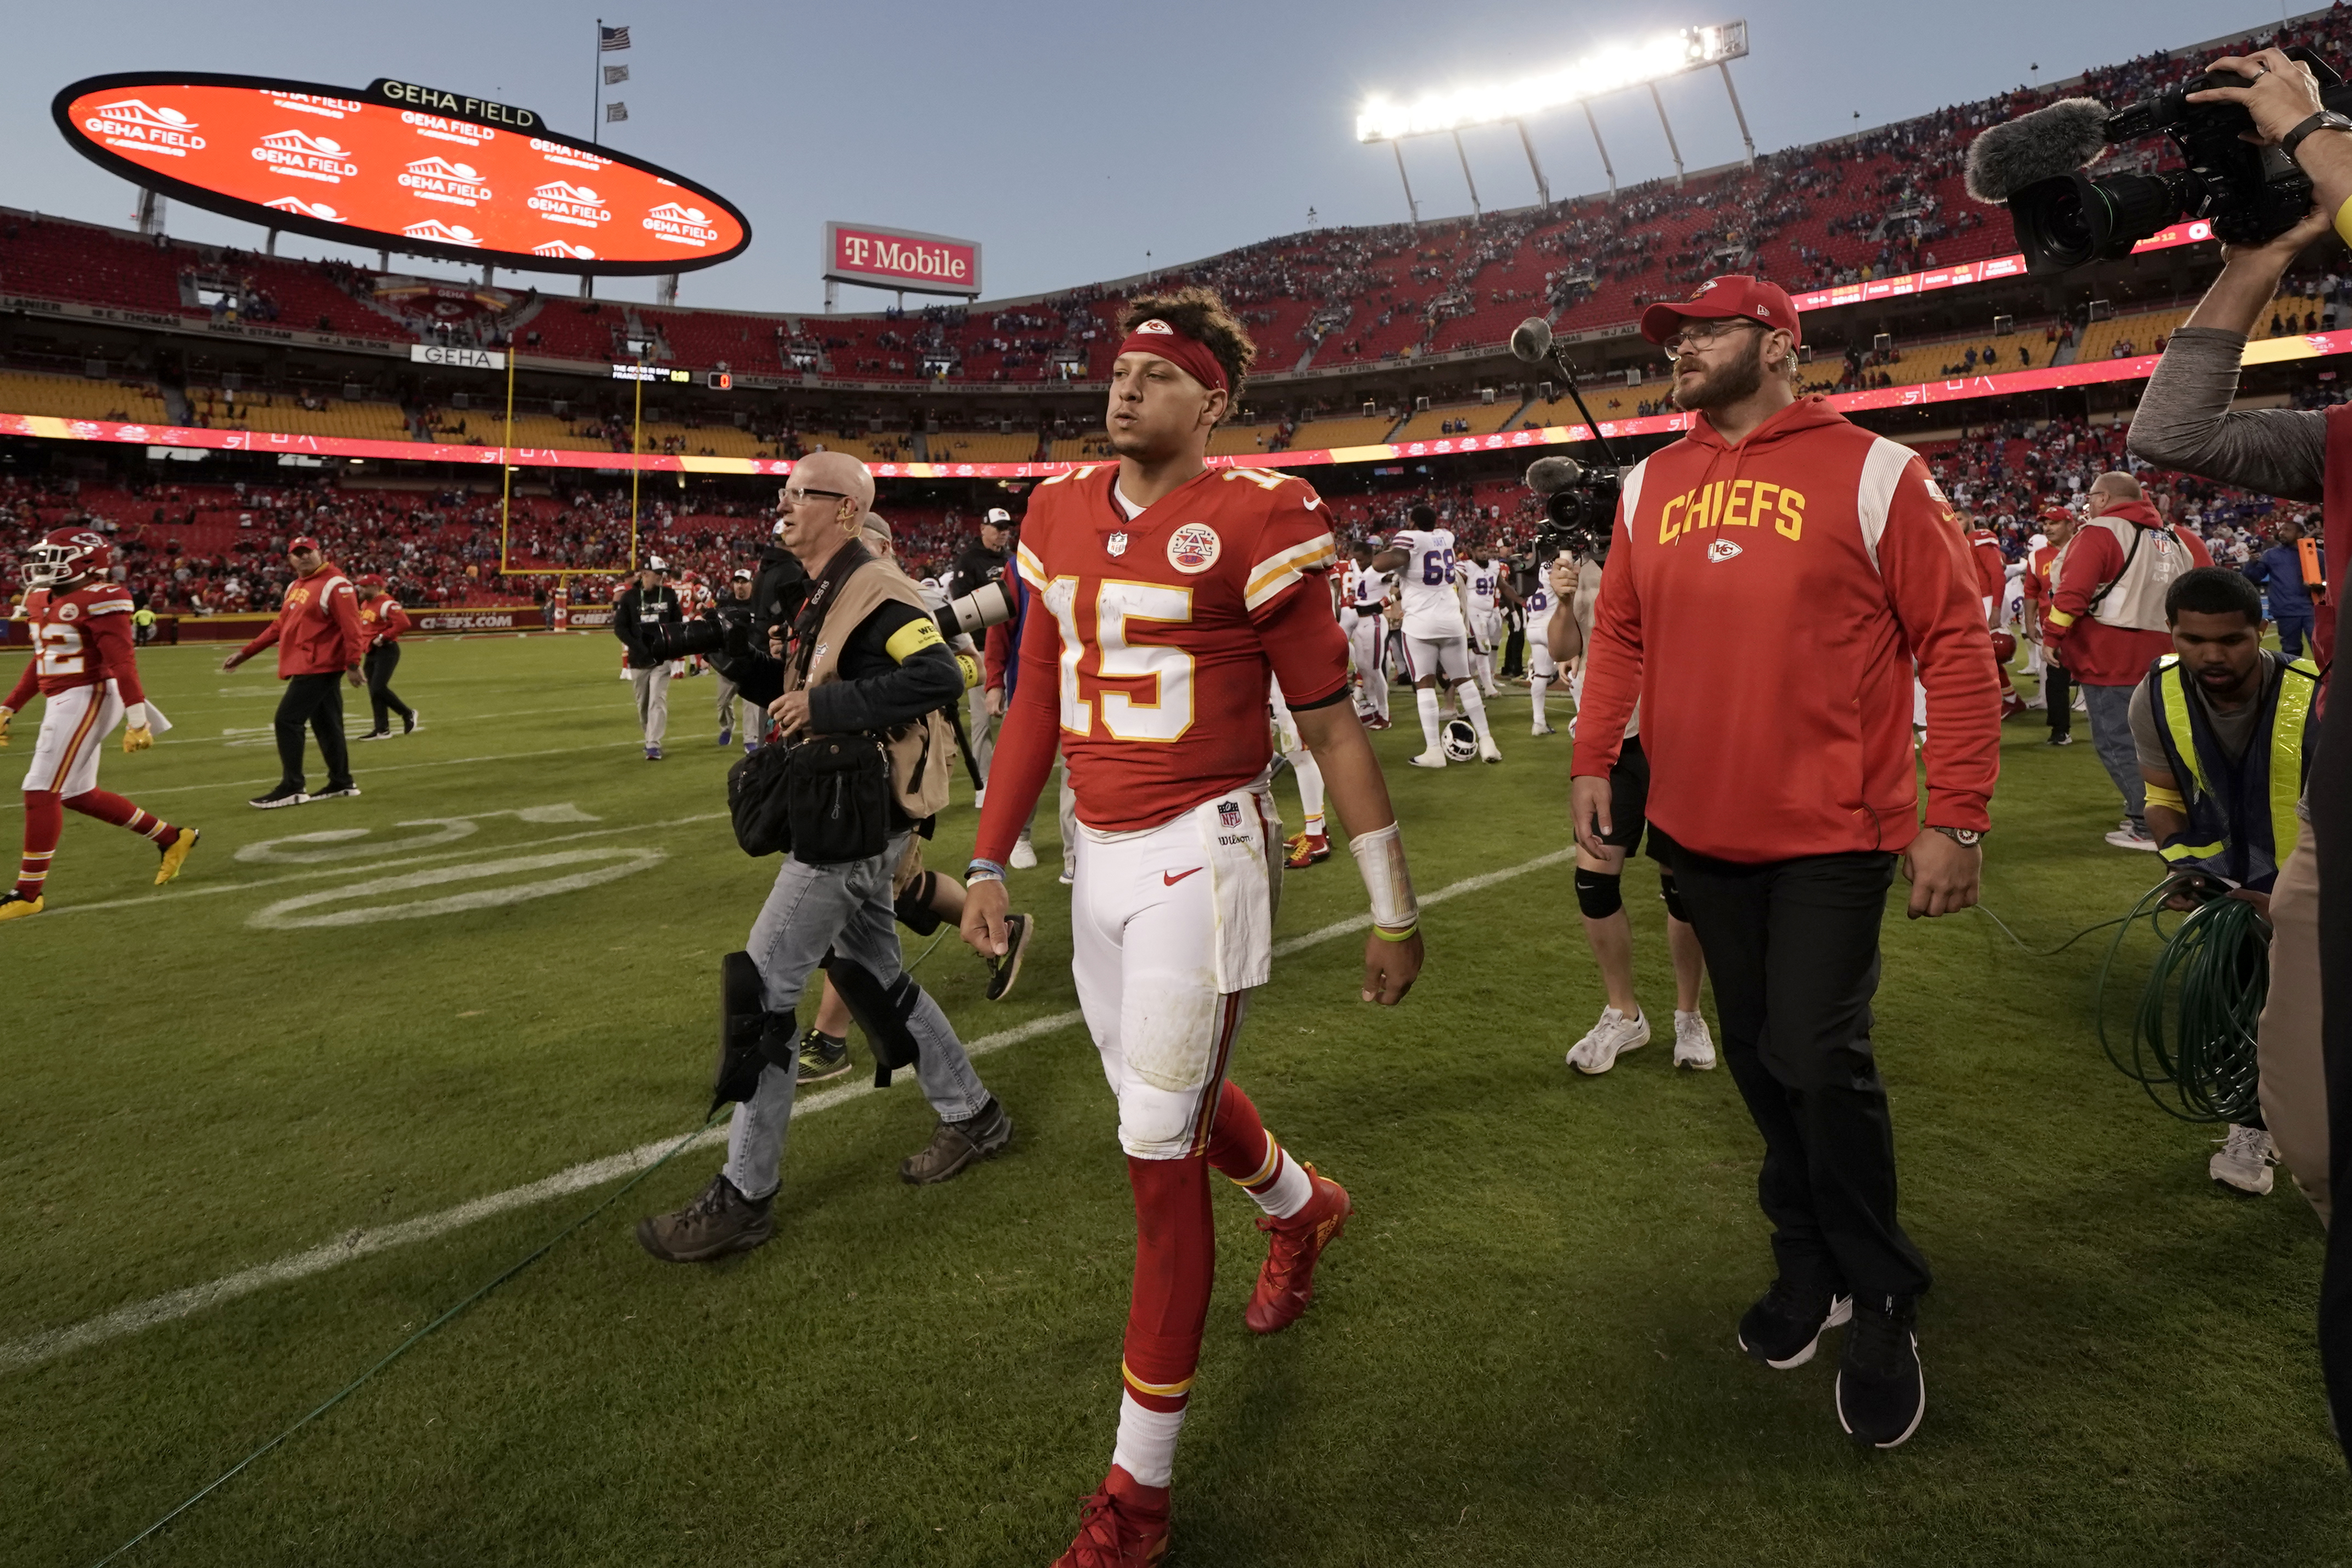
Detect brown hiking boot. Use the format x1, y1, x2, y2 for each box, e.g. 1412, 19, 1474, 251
635, 1172, 774, 1262
899, 1096, 1012, 1185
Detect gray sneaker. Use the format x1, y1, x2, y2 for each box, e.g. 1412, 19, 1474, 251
796, 1028, 852, 1083
985, 912, 1034, 1002
635, 1172, 774, 1262
900, 1096, 1012, 1185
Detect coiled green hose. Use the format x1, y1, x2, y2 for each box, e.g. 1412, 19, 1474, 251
2095, 873, 2272, 1124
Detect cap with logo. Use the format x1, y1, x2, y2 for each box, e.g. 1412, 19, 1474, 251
983, 507, 1014, 528
288, 535, 322, 554
647, 556, 669, 573
356, 573, 385, 589
1639, 275, 1801, 350
731, 567, 754, 582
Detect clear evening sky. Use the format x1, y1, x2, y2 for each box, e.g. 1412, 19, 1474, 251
1, 1, 2312, 313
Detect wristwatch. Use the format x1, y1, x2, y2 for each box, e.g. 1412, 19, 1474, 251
2282, 109, 2352, 163
1929, 825, 1984, 849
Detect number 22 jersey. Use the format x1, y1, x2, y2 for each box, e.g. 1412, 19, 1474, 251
987, 463, 1348, 841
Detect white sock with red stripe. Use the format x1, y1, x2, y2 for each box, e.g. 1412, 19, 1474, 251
1289, 751, 1325, 838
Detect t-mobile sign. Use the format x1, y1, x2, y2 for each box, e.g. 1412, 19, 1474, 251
822, 221, 982, 297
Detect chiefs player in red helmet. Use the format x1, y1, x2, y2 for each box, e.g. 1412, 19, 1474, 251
961, 290, 1424, 1566
1, 528, 198, 921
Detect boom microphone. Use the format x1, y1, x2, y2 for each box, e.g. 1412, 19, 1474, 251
1963, 97, 2113, 204
1525, 456, 1584, 494
1510, 316, 1555, 365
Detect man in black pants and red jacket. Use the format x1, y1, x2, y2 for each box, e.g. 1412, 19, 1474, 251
1573, 276, 2001, 1449
354, 574, 416, 740
222, 536, 369, 808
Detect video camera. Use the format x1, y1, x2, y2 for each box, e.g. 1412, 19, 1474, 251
1965, 49, 2352, 274
643, 576, 1013, 666
1509, 316, 1626, 561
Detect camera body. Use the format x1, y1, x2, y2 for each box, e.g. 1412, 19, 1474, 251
1997, 51, 2351, 273
1524, 455, 1621, 563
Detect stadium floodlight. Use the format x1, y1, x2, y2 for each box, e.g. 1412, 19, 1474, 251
1356, 20, 1753, 216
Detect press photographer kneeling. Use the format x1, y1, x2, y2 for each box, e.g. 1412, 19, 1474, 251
635, 451, 1014, 1264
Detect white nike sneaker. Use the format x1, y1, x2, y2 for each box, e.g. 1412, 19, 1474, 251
1409, 749, 1448, 768
2209, 1124, 2275, 1195
1531, 723, 1556, 736
1673, 1009, 1717, 1070
1567, 1007, 1650, 1074
1477, 735, 1503, 764
1009, 837, 1039, 871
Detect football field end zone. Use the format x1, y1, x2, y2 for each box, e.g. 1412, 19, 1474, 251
0, 846, 1572, 1374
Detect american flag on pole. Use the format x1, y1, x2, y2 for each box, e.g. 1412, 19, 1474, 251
606, 102, 629, 123
600, 24, 631, 50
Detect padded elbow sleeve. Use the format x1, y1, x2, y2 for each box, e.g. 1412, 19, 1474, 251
1573, 868, 1623, 920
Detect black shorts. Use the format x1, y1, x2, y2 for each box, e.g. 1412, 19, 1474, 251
1599, 735, 1673, 866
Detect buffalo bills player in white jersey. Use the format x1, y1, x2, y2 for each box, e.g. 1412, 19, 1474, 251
1519, 556, 1562, 736
1460, 554, 1505, 696
1340, 540, 1392, 727
1372, 505, 1499, 767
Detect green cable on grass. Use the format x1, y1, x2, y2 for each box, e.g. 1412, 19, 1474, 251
2093, 873, 2271, 1124
91, 1107, 724, 1567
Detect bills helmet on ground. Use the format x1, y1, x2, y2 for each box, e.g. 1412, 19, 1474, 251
21, 527, 114, 588
1441, 717, 1479, 763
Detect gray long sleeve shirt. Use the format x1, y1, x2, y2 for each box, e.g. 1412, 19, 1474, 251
2126, 327, 2325, 501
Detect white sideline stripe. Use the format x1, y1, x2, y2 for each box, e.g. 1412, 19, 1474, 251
155, 701, 632, 746
47, 813, 729, 917
128, 741, 646, 798
0, 847, 1572, 1373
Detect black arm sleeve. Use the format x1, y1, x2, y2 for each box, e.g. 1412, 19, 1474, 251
807, 600, 964, 733
611, 590, 643, 659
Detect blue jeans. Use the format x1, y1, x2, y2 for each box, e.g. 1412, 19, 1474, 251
2081, 682, 2144, 832
2276, 612, 2315, 659
723, 830, 992, 1199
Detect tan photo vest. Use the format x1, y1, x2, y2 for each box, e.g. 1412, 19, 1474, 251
786, 556, 954, 824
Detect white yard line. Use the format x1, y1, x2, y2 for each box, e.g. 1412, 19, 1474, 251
0, 846, 1572, 1373
46, 814, 729, 917
126, 740, 649, 798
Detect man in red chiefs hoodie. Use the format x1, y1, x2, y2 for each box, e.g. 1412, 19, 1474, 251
222, 536, 368, 809
1571, 275, 2001, 1450
2040, 471, 2210, 850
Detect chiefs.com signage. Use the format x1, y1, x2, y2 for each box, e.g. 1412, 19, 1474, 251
53, 72, 749, 276
823, 221, 981, 298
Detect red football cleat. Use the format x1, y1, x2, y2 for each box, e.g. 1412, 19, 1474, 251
1054, 1465, 1171, 1567
1245, 1164, 1351, 1335
1283, 831, 1331, 870
1364, 713, 1392, 731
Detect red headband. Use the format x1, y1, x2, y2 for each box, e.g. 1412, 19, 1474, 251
1116, 319, 1229, 394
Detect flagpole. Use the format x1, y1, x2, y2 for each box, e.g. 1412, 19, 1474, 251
591, 18, 603, 146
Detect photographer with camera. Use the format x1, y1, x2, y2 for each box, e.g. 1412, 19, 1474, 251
712, 567, 757, 751
947, 506, 1016, 787
2118, 47, 2352, 1451
634, 451, 1013, 1265
1571, 274, 2000, 1449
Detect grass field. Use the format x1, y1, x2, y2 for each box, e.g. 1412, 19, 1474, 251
2, 631, 2346, 1567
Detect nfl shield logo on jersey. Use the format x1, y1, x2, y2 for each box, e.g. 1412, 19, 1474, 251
1107, 531, 1129, 557
1441, 718, 1479, 763
1218, 799, 1242, 827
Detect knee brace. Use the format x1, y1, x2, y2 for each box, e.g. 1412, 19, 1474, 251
822, 950, 926, 1088
712, 950, 796, 1113
1573, 867, 1623, 920
893, 870, 943, 934
1659, 872, 1690, 925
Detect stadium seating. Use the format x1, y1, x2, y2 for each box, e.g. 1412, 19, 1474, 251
1390, 397, 1530, 443
0, 368, 171, 424
928, 432, 1041, 464
192, 392, 412, 442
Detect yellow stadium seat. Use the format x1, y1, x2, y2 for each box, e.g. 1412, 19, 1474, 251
0, 368, 172, 424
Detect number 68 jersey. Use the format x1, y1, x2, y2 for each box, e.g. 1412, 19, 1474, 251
1012, 463, 1350, 833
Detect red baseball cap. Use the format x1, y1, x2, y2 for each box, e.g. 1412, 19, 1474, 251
289, 535, 322, 554
1639, 275, 1801, 349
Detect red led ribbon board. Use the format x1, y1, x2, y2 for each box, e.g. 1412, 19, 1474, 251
53, 72, 749, 275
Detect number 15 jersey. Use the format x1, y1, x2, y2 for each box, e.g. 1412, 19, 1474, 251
998, 462, 1348, 836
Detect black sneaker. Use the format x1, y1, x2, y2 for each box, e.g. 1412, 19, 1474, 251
1837, 1294, 1925, 1448
1738, 1278, 1853, 1370
900, 1096, 1012, 1185
356, 729, 393, 742
985, 912, 1034, 1002
311, 782, 362, 800
248, 785, 309, 810
403, 708, 421, 735
796, 1028, 852, 1083
2043, 733, 2073, 747
635, 1172, 775, 1263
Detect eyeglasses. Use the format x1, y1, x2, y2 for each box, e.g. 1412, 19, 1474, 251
779, 487, 848, 511
1661, 318, 1769, 361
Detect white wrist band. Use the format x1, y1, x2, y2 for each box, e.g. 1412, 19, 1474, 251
1348, 822, 1419, 930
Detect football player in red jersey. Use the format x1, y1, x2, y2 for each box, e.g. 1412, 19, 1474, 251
0, 528, 198, 921
961, 290, 1425, 1566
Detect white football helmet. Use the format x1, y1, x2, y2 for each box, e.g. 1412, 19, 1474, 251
1441, 717, 1479, 763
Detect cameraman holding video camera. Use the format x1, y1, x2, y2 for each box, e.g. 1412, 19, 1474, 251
634, 451, 1013, 1264
2115, 43, 2352, 1451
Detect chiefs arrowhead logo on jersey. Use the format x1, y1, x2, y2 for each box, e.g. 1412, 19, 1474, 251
1707, 537, 1743, 564
1106, 531, 1129, 557
1167, 523, 1220, 574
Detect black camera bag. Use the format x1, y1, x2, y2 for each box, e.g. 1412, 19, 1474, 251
727, 743, 798, 857
782, 733, 892, 865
